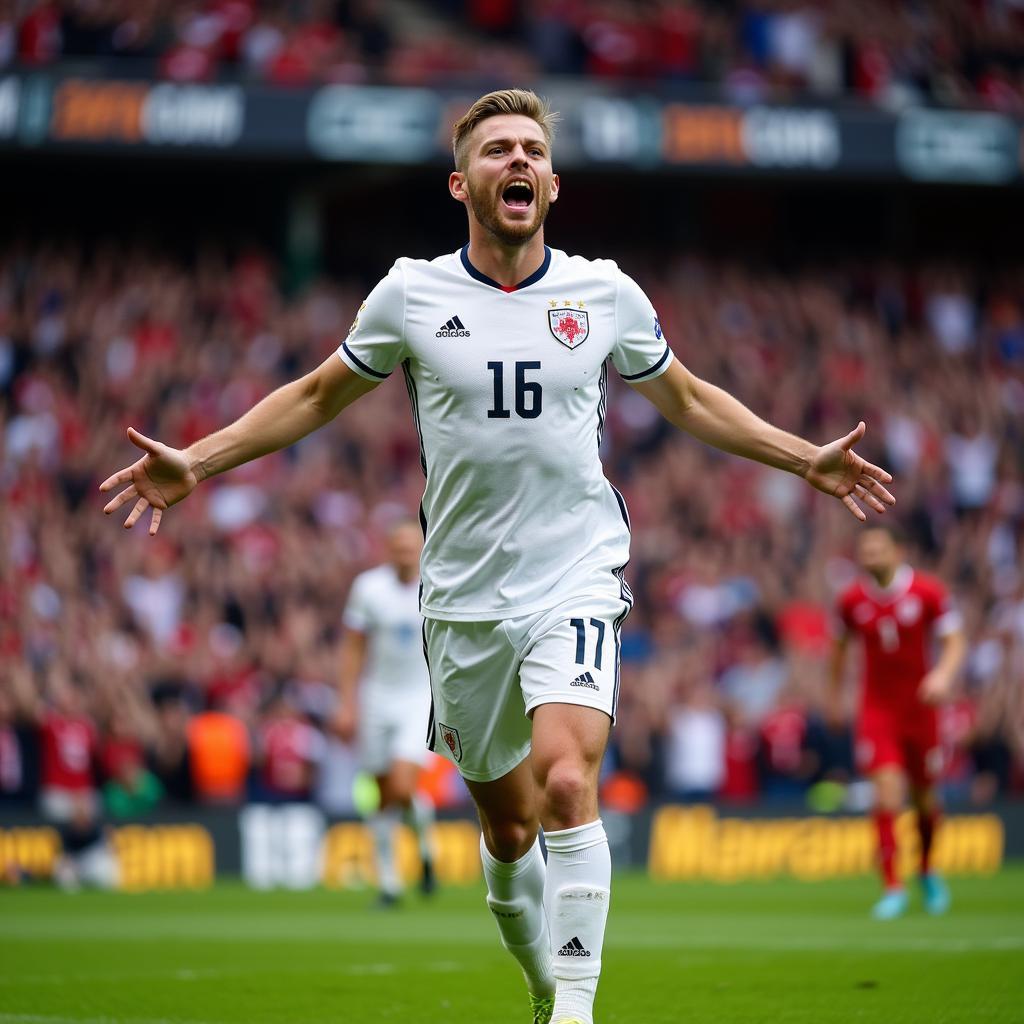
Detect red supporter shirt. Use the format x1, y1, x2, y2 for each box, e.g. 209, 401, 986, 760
41, 713, 98, 791
260, 718, 323, 798
837, 566, 960, 715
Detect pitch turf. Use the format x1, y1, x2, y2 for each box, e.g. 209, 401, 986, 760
2, 869, 1022, 1024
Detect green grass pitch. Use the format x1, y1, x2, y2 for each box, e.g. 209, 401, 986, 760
2, 868, 1022, 1023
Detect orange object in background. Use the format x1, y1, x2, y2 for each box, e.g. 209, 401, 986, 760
187, 712, 250, 802
600, 771, 648, 815
417, 752, 466, 810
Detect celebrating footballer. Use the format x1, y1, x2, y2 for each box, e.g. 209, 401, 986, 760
101, 88, 895, 1024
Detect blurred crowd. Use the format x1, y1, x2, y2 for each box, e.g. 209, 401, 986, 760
3, 0, 1024, 111
1, 237, 1023, 831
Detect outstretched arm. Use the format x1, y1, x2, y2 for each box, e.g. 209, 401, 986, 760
333, 628, 369, 744
631, 360, 895, 521
100, 354, 377, 535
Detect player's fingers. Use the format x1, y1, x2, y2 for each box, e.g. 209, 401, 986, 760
99, 467, 133, 492
149, 508, 163, 536
124, 497, 149, 529
104, 484, 138, 515
858, 475, 895, 505
854, 484, 887, 514
858, 460, 894, 486
127, 426, 162, 456
842, 493, 867, 522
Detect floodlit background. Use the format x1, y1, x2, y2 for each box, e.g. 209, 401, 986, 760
1, 0, 1023, 892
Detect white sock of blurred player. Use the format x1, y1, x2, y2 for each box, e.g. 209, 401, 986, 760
369, 807, 402, 898
404, 792, 436, 864
544, 820, 610, 1024
480, 834, 555, 999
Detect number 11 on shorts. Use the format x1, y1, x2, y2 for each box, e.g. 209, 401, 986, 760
570, 618, 606, 671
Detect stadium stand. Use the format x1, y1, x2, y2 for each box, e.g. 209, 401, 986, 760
3, 0, 1024, 108
2, 239, 1022, 811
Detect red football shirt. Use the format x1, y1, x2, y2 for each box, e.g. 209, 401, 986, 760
837, 565, 960, 714
260, 718, 323, 798
40, 713, 98, 791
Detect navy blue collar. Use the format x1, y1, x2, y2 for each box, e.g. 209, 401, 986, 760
460, 245, 551, 293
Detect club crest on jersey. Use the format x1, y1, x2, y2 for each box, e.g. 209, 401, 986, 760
548, 308, 590, 350
439, 723, 462, 762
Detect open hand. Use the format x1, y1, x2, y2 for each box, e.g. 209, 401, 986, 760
805, 422, 895, 522
332, 705, 358, 744
99, 427, 200, 535
919, 669, 952, 706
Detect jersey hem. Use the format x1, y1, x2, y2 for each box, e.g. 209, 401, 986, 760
420, 585, 626, 623
619, 345, 674, 382
524, 693, 616, 725
337, 344, 389, 381
444, 744, 532, 783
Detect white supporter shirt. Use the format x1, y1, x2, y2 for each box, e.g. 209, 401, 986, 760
342, 565, 428, 698
338, 246, 674, 621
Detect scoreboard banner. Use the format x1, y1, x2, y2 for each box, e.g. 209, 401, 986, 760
1, 72, 1023, 185
0, 801, 1018, 891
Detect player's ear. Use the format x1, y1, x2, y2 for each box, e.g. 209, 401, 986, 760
449, 170, 468, 203
549, 173, 559, 205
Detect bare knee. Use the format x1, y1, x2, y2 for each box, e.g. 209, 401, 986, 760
874, 769, 905, 813
539, 760, 596, 830
480, 814, 539, 863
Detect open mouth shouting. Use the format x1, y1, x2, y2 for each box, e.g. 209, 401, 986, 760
501, 178, 535, 214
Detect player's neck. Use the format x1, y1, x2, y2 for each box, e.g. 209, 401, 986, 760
394, 565, 417, 585
465, 228, 547, 288
870, 566, 897, 588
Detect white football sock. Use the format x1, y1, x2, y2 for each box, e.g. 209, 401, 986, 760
369, 807, 402, 896
480, 834, 555, 998
404, 792, 436, 862
544, 819, 611, 1024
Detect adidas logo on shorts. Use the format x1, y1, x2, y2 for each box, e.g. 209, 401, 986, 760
558, 936, 591, 957
436, 315, 470, 337
569, 671, 598, 690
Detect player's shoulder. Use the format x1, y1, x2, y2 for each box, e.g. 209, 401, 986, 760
909, 569, 948, 598
354, 564, 394, 589
549, 248, 623, 286
837, 578, 866, 606
387, 251, 464, 279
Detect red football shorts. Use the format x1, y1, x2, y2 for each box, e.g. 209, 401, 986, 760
856, 705, 942, 787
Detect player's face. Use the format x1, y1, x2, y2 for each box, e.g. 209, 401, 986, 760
857, 530, 900, 579
452, 114, 559, 247
389, 524, 422, 575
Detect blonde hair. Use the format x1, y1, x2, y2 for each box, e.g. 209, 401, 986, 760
452, 88, 558, 171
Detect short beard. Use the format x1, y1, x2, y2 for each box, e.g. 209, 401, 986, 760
466, 180, 549, 247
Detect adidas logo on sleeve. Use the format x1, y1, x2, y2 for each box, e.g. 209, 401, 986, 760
557, 936, 591, 957
436, 315, 470, 338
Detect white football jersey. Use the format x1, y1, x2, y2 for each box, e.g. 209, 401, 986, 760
338, 246, 674, 621
342, 565, 427, 696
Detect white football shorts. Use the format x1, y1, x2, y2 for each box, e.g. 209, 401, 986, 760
423, 589, 631, 783
359, 687, 433, 776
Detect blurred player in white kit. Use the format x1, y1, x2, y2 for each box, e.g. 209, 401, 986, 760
334, 521, 437, 904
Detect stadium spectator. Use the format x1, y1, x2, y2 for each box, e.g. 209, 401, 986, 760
254, 688, 325, 803
187, 703, 251, 803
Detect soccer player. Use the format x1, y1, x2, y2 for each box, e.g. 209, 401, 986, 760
100, 89, 895, 1024
334, 520, 437, 905
830, 526, 966, 920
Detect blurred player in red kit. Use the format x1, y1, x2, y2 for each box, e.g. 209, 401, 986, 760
830, 526, 966, 919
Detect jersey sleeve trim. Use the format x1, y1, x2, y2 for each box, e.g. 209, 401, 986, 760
619, 345, 673, 382
934, 609, 963, 637
339, 341, 390, 380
